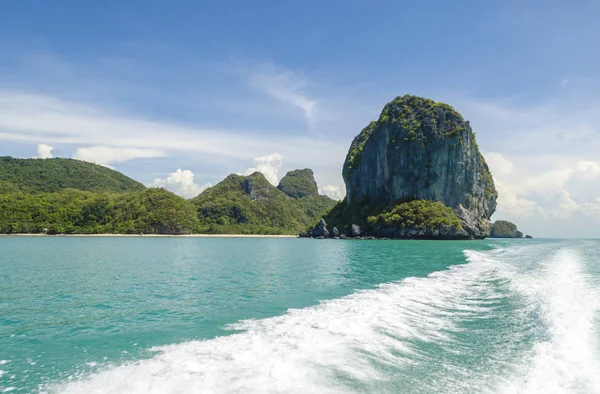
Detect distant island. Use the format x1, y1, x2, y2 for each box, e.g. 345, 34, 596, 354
304, 95, 498, 240
1, 95, 533, 239
490, 220, 532, 239
0, 157, 335, 235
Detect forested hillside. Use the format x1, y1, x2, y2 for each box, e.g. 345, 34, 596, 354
0, 157, 145, 193
0, 188, 200, 234
191, 171, 336, 234
0, 157, 334, 235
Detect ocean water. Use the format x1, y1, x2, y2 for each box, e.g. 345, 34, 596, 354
1, 237, 599, 393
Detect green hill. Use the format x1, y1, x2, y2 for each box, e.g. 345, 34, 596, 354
0, 157, 145, 193
0, 188, 199, 234
191, 170, 336, 234
0, 156, 334, 235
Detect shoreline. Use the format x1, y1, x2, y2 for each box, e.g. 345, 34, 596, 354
0, 233, 298, 238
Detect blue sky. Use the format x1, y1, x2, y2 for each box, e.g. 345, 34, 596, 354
1, 0, 599, 237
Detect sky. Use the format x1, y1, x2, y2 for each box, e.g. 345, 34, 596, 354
1, 0, 599, 237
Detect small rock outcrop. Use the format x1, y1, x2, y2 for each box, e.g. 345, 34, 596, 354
311, 218, 329, 237
351, 224, 363, 237
516, 230, 524, 238
490, 220, 526, 238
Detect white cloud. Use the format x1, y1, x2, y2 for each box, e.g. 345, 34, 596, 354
516, 160, 600, 196
35, 143, 54, 159
73, 146, 167, 167
543, 190, 600, 219
0, 90, 344, 169
493, 178, 544, 218
319, 184, 345, 200
483, 153, 539, 217
548, 190, 580, 219
573, 161, 600, 181
150, 169, 211, 198
581, 198, 600, 217
561, 79, 569, 87
452, 96, 600, 158
484, 152, 514, 176
249, 67, 318, 129
487, 152, 600, 225
243, 153, 285, 185
518, 168, 574, 195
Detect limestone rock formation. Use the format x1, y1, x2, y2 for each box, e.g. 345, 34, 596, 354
324, 95, 498, 239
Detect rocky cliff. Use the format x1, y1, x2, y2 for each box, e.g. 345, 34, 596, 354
314, 95, 497, 239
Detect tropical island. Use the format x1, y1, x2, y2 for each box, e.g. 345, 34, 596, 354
0, 95, 531, 239
304, 95, 498, 239
0, 157, 335, 235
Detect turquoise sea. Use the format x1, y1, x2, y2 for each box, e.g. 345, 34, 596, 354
1, 237, 599, 393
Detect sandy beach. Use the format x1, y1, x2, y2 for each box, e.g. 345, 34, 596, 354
0, 233, 298, 238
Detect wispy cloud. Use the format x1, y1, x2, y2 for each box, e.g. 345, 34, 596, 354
248, 66, 319, 130
73, 146, 167, 167
0, 90, 345, 169
319, 184, 345, 200
452, 96, 600, 157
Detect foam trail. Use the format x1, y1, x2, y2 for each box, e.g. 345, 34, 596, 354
498, 248, 600, 394
43, 244, 600, 394
44, 253, 509, 394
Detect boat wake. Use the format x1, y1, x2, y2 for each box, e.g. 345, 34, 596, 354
44, 243, 600, 394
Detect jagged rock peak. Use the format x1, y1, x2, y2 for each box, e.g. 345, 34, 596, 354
242, 172, 272, 201
277, 168, 319, 199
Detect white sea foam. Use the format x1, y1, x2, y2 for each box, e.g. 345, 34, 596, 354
497, 247, 600, 394
45, 252, 509, 394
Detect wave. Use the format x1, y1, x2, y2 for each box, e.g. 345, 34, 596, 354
497, 247, 600, 393
43, 242, 600, 394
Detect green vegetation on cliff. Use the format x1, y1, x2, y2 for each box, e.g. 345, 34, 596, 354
366, 200, 462, 231
319, 198, 462, 236
0, 157, 145, 193
0, 188, 200, 234
343, 95, 468, 179
192, 171, 335, 234
344, 121, 377, 174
